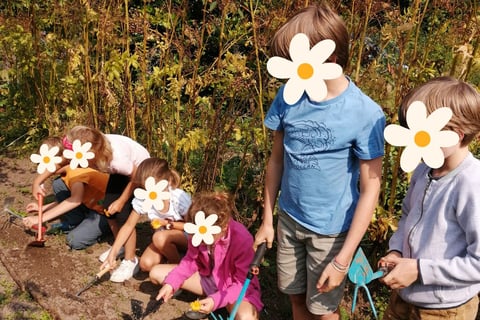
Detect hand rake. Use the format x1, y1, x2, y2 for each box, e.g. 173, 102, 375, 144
348, 247, 386, 319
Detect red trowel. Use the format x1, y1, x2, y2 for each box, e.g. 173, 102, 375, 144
27, 194, 46, 247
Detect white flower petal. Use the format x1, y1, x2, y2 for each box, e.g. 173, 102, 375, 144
384, 125, 412, 146
30, 154, 41, 163
310, 39, 336, 64
304, 77, 327, 102
142, 199, 153, 212
406, 101, 428, 130
194, 211, 206, 225
191, 233, 203, 247
45, 162, 57, 173
145, 177, 156, 190
204, 214, 219, 226
63, 149, 74, 160
266, 57, 295, 79
283, 78, 306, 105
425, 107, 453, 132
436, 131, 459, 147
134, 188, 147, 200
316, 63, 343, 80
289, 33, 310, 62
210, 225, 222, 235
202, 233, 214, 245
400, 146, 422, 172
422, 146, 445, 169
184, 222, 198, 234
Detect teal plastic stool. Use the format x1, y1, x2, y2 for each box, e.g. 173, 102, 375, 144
348, 247, 385, 319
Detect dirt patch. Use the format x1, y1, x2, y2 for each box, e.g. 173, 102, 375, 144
0, 155, 381, 320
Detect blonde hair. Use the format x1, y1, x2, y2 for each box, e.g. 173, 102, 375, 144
133, 158, 181, 189
186, 191, 236, 230
270, 3, 349, 68
65, 126, 113, 172
399, 76, 480, 146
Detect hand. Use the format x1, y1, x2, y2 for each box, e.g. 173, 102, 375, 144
198, 297, 214, 314
380, 256, 418, 289
254, 223, 275, 250
23, 216, 37, 228
378, 251, 401, 272
156, 284, 174, 302
100, 254, 117, 272
32, 183, 46, 200
107, 199, 125, 215
316, 261, 347, 293
26, 202, 39, 213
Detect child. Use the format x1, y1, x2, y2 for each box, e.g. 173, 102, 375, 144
100, 157, 191, 276
379, 77, 480, 319
253, 4, 385, 320
31, 125, 150, 260
151, 191, 263, 319
23, 137, 130, 251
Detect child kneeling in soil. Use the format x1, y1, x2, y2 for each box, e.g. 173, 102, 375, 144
23, 137, 130, 250
100, 157, 191, 274
151, 191, 263, 319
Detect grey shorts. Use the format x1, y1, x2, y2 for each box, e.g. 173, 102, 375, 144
276, 210, 347, 315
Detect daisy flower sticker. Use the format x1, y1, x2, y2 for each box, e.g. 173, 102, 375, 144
62, 139, 95, 169
133, 178, 170, 212
184, 211, 222, 247
30, 144, 62, 174
384, 101, 459, 172
266, 33, 343, 105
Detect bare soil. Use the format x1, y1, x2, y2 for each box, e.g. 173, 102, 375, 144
0, 155, 380, 320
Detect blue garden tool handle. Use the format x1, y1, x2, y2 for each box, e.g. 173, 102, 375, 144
229, 242, 267, 319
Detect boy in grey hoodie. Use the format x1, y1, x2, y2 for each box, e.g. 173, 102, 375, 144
380, 76, 480, 319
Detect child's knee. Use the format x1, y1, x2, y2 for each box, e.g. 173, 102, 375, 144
139, 258, 153, 272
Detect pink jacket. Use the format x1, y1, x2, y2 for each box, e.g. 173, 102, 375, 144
164, 219, 263, 312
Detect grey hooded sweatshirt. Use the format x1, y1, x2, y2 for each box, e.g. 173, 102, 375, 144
389, 153, 480, 308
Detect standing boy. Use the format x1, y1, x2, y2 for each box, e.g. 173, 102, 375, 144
380, 76, 480, 319
254, 3, 385, 320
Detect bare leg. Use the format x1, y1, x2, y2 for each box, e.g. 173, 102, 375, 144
150, 264, 203, 296
123, 228, 137, 261
226, 300, 259, 320
290, 294, 340, 320
139, 243, 163, 272
152, 230, 187, 263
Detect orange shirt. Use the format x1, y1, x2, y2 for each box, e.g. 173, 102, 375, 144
61, 167, 109, 213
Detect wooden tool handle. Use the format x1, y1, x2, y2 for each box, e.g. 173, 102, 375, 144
36, 194, 44, 240
96, 266, 111, 279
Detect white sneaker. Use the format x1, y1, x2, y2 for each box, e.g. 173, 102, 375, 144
98, 246, 125, 263
110, 257, 139, 282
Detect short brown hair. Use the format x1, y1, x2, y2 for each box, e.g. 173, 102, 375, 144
270, 3, 349, 68
399, 76, 480, 146
133, 158, 181, 188
185, 191, 236, 230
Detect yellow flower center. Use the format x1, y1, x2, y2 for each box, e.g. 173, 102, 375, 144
297, 63, 314, 80
199, 225, 207, 234
414, 130, 431, 147
75, 152, 83, 159
149, 191, 157, 200
43, 156, 51, 164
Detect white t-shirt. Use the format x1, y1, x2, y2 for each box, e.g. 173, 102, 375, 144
106, 134, 150, 176
131, 188, 191, 221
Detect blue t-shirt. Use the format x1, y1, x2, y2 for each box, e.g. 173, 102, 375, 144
265, 79, 385, 234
